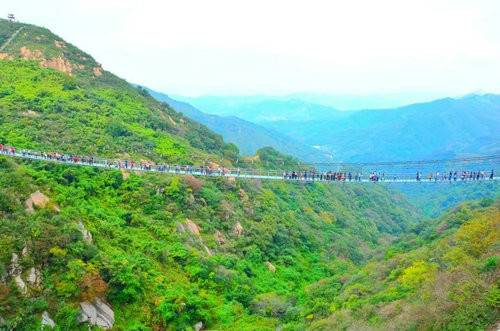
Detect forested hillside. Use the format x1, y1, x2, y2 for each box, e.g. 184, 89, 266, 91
0, 20, 234, 164
0, 18, 418, 330
308, 199, 500, 330
146, 89, 332, 162
0, 18, 498, 331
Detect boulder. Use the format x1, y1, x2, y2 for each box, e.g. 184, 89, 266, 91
41, 311, 55, 328
195, 321, 203, 331
78, 298, 114, 329
233, 222, 244, 237
77, 222, 93, 243
266, 262, 276, 273
186, 219, 201, 236
25, 191, 59, 213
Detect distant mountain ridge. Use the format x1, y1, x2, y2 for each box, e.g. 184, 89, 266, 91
177, 93, 500, 162
147, 89, 333, 162
173, 95, 350, 123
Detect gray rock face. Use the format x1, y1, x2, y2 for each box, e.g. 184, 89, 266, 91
27, 267, 41, 287
41, 311, 55, 328
195, 321, 203, 331
10, 253, 27, 295
14, 275, 27, 295
78, 298, 114, 329
9, 253, 21, 276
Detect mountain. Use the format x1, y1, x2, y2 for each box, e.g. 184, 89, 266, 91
188, 94, 500, 162
174, 95, 350, 123
0, 18, 429, 330
294, 94, 500, 162
307, 199, 499, 330
0, 20, 237, 165
146, 89, 333, 162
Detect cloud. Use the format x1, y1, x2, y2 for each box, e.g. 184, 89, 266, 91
4, 0, 500, 96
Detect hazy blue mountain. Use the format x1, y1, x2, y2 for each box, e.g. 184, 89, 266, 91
176, 93, 500, 163
146, 89, 332, 162
284, 92, 446, 110
264, 94, 500, 162
173, 95, 350, 123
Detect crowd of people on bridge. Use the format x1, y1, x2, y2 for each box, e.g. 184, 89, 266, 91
0, 145, 237, 176
283, 171, 364, 182
0, 144, 496, 183
416, 170, 494, 182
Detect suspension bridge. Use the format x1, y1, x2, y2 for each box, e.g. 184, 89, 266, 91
1, 148, 499, 184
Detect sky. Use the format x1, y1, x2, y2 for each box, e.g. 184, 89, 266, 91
3, 0, 500, 99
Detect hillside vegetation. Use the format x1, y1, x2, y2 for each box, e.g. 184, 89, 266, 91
0, 19, 235, 165
0, 18, 498, 331
0, 18, 419, 330
309, 200, 500, 330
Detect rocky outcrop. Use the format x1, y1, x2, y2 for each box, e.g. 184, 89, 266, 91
41, 311, 55, 328
14, 275, 27, 295
9, 252, 42, 295
215, 230, 225, 245
195, 321, 203, 331
41, 56, 73, 75
10, 253, 26, 294
9, 253, 21, 276
186, 219, 201, 236
54, 40, 65, 48
266, 262, 276, 273
77, 222, 93, 243
27, 267, 41, 287
21, 245, 29, 257
233, 222, 244, 237
78, 298, 114, 329
93, 66, 103, 77
25, 191, 59, 213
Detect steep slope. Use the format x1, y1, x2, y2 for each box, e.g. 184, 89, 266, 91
0, 19, 233, 164
147, 88, 333, 162
0, 19, 422, 330
0, 158, 418, 330
307, 199, 500, 330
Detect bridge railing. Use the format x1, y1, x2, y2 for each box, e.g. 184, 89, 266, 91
0, 148, 498, 183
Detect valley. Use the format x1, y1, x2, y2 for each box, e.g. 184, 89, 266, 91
0, 16, 498, 331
